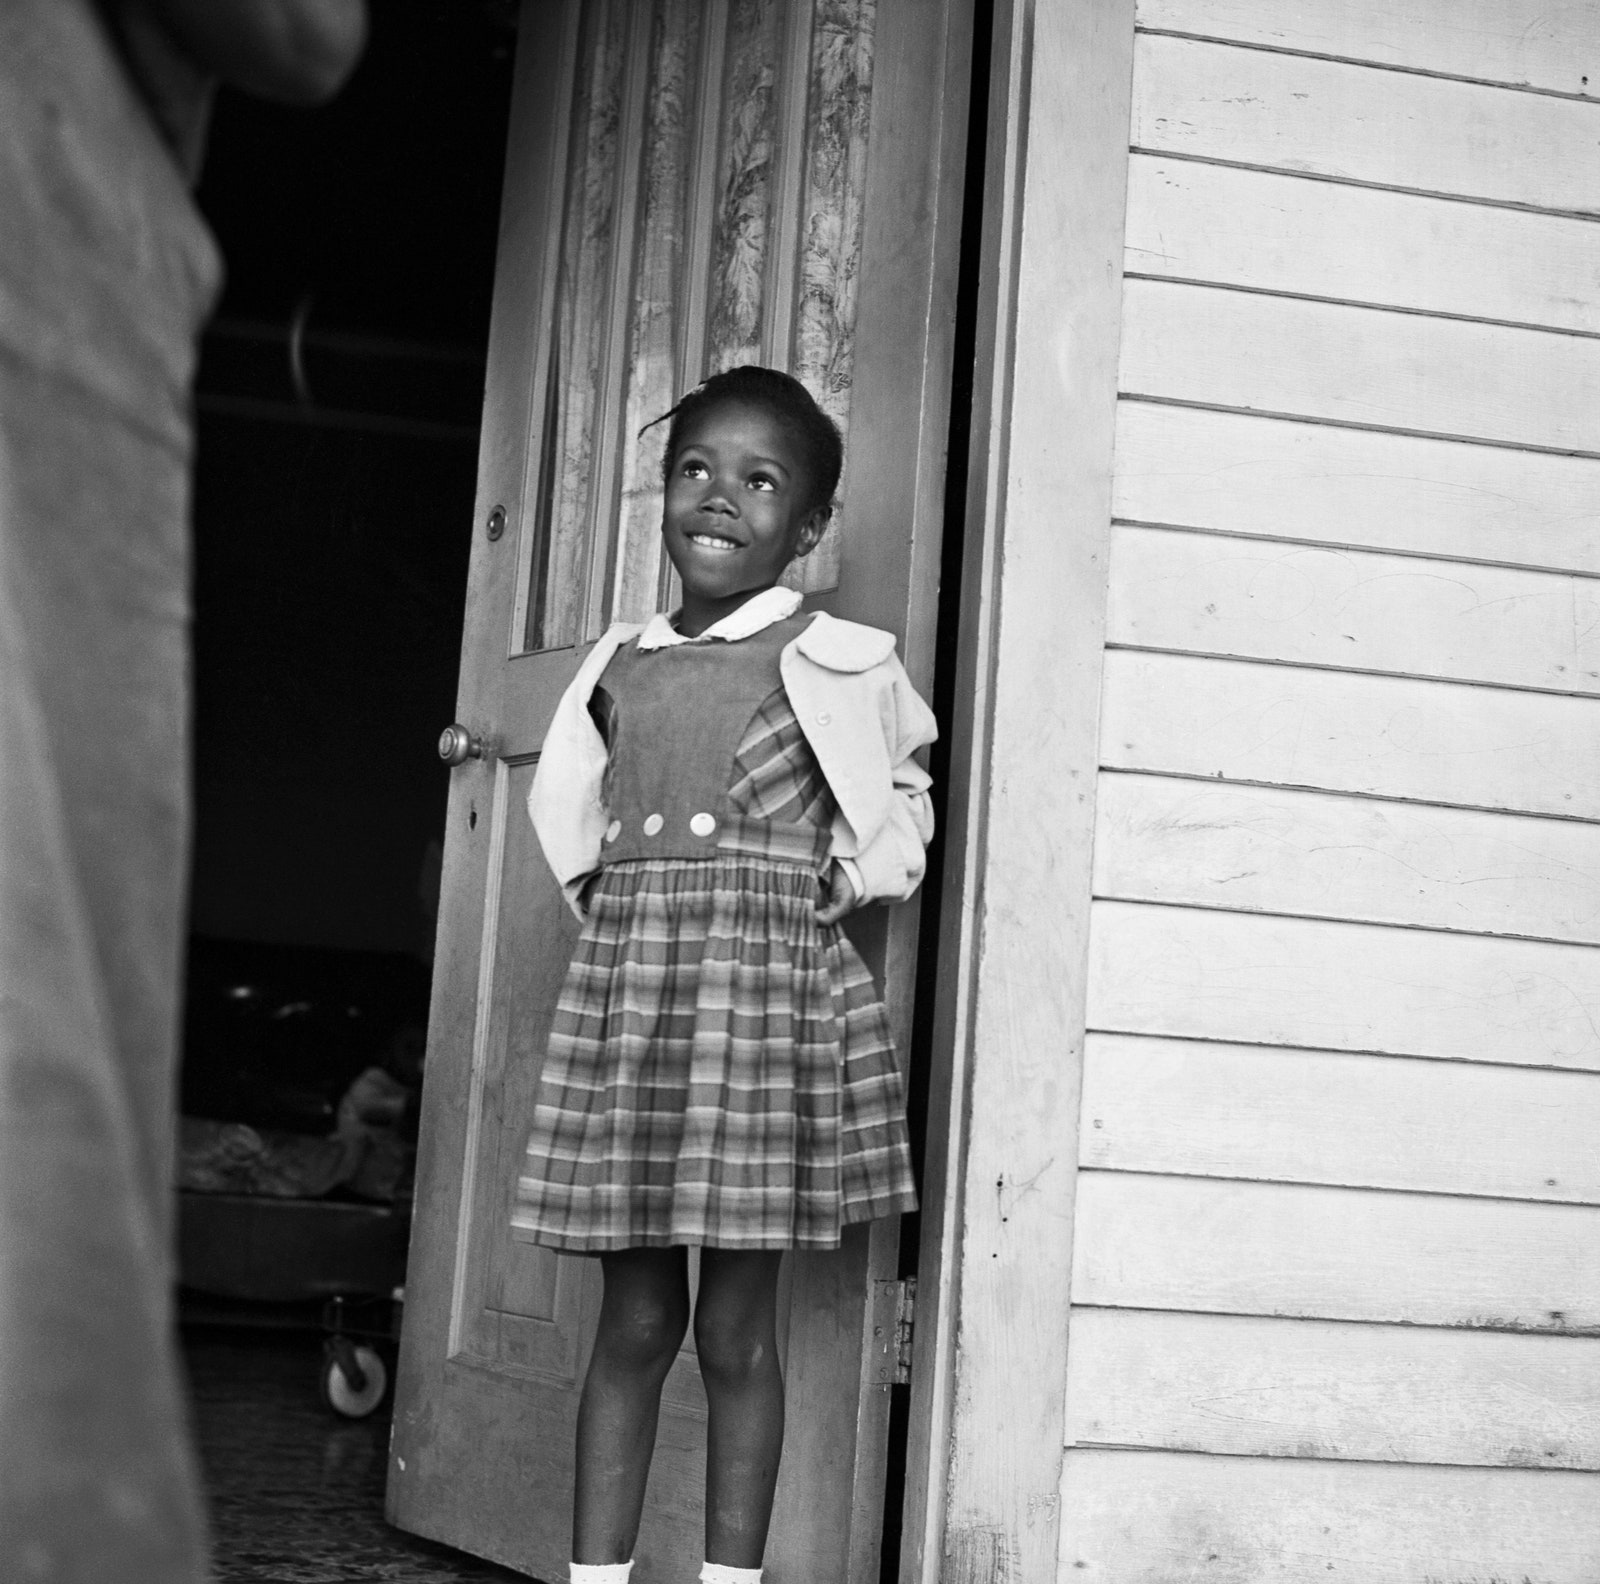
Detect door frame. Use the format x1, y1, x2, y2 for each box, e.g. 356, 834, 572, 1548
760, 1, 980, 1573
898, 3, 1137, 1580
391, 3, 983, 1579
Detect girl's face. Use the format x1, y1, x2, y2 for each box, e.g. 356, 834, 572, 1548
662, 399, 827, 633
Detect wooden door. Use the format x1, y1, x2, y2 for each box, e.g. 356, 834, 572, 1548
389, 4, 972, 1580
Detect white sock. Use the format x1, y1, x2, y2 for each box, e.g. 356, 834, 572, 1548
700, 1565, 762, 1584
570, 1564, 633, 1584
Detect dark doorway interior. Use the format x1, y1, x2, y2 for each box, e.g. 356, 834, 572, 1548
177, 14, 516, 1575
188, 1, 514, 958
177, 0, 514, 1182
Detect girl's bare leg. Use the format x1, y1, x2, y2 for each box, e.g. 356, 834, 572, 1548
694, 1248, 786, 1568
573, 1246, 691, 1564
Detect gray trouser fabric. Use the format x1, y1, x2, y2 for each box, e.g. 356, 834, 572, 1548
0, 1, 220, 1576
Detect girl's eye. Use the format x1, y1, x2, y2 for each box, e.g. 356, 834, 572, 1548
748, 473, 777, 492
680, 459, 710, 480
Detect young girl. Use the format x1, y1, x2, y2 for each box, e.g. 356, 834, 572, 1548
513, 365, 936, 1584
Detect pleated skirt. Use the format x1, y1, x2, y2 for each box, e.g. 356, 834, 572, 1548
511, 817, 918, 1251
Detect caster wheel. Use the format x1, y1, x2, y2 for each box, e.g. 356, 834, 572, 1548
320, 1341, 387, 1418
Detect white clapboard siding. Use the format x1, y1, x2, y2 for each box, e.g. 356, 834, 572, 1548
1079, 1033, 1600, 1202
1107, 525, 1600, 695
1086, 900, 1600, 1069
1069, 7, 1600, 1581
1122, 279, 1600, 454
1112, 402, 1600, 576
1064, 1307, 1600, 1468
1133, 32, 1600, 214
1094, 769, 1600, 940
1058, 1448, 1600, 1583
1070, 1172, 1600, 1328
1136, 0, 1600, 96
1125, 157, 1600, 334
1101, 650, 1600, 819
1094, 774, 1600, 944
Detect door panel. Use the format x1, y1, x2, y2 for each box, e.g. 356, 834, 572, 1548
391, 2, 971, 1580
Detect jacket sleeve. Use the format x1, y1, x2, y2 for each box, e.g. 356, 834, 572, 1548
526, 628, 631, 919
838, 654, 937, 907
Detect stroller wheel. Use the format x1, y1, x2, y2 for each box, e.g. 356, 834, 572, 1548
321, 1339, 388, 1418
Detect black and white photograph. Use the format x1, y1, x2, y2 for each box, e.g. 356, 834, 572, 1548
4, 3, 1598, 1582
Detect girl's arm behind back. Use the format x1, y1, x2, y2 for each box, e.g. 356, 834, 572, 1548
819, 646, 937, 910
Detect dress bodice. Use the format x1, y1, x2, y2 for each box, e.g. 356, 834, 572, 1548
592, 613, 822, 865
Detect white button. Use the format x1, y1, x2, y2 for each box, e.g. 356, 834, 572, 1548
816, 711, 832, 725
604, 820, 622, 843
689, 812, 716, 838
642, 813, 664, 836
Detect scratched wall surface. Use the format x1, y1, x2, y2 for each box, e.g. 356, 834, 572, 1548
522, 0, 875, 648
1061, 0, 1600, 1577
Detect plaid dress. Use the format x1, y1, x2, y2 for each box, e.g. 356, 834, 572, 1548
511, 635, 919, 1252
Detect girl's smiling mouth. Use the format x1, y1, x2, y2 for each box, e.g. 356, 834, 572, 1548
687, 531, 742, 551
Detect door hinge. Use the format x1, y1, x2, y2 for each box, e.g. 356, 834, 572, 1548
869, 1277, 916, 1387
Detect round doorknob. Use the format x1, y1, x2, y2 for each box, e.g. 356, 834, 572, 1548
437, 724, 485, 766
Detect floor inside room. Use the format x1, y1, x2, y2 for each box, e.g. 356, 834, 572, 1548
184, 1325, 535, 1583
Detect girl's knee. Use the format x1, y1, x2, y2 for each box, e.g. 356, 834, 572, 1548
693, 1297, 778, 1389
593, 1261, 690, 1375
594, 1295, 687, 1374
694, 1312, 780, 1388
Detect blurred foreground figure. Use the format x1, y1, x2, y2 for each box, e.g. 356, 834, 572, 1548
0, 3, 364, 1577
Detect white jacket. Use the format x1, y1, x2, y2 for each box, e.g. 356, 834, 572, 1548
527, 612, 937, 918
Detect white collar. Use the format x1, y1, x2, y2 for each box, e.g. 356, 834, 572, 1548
636, 585, 804, 649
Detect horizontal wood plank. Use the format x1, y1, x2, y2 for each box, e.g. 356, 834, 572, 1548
1094, 773, 1600, 943
1112, 401, 1600, 575
1121, 278, 1600, 454
1101, 650, 1600, 819
1125, 155, 1600, 334
1107, 524, 1600, 694
1059, 1447, 1600, 1582
1086, 900, 1600, 1069
1136, 0, 1600, 96
1070, 1171, 1600, 1328
1133, 31, 1600, 213
1064, 1307, 1600, 1467
1079, 1032, 1600, 1202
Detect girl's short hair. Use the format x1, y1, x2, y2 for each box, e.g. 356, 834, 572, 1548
652, 365, 844, 518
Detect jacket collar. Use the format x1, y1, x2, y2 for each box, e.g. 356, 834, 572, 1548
791, 610, 897, 673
